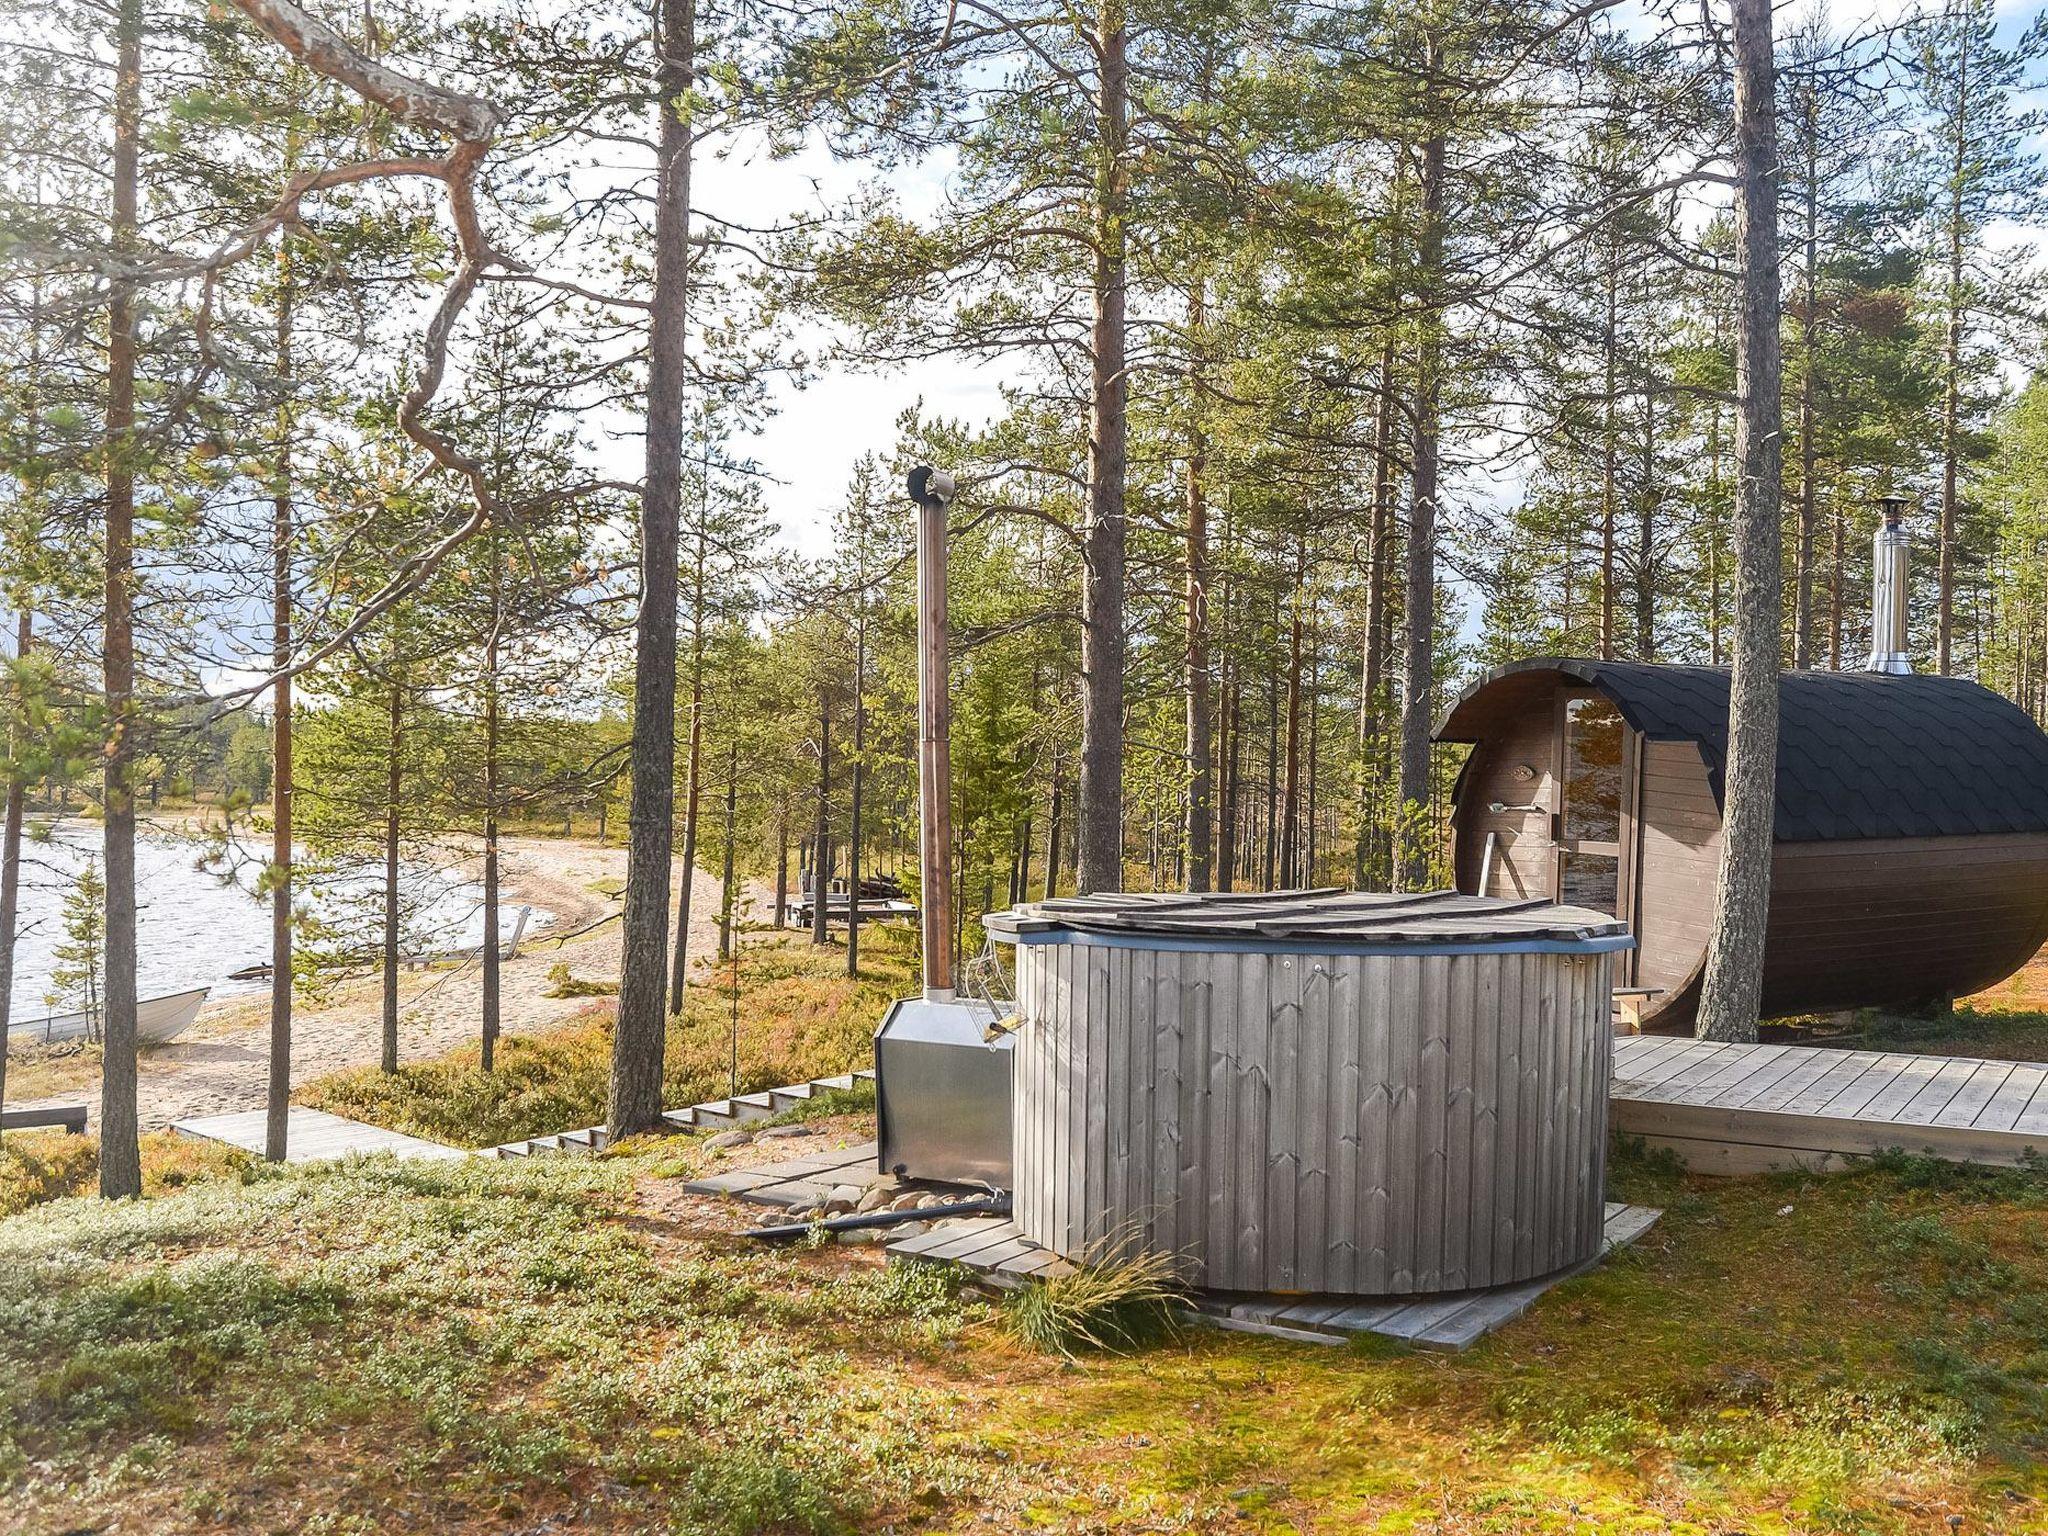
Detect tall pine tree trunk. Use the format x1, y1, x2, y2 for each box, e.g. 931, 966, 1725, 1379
1638, 389, 1657, 658
381, 678, 402, 1074
811, 698, 830, 946
1212, 651, 1228, 888
718, 742, 738, 961
1356, 343, 1395, 888
99, 0, 145, 1199
1263, 626, 1279, 889
0, 613, 30, 1133
1279, 572, 1304, 886
1183, 310, 1212, 892
846, 609, 866, 976
610, 0, 693, 1136
1697, 0, 1784, 1044
1042, 752, 1062, 899
1076, 0, 1128, 895
668, 539, 706, 1012
1398, 108, 1447, 892
480, 593, 501, 1072
1793, 98, 1820, 670
1937, 18, 1971, 675
266, 258, 294, 1160
773, 809, 788, 927
1599, 234, 1618, 661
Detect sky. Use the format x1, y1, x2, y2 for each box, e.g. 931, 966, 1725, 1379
669, 136, 1014, 561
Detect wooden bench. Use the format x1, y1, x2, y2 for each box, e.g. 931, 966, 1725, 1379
1, 1104, 88, 1135
1612, 988, 1664, 1035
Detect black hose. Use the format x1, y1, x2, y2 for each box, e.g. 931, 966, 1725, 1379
749, 1191, 1011, 1244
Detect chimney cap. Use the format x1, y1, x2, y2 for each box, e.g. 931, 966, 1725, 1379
1876, 493, 1913, 525
907, 466, 957, 506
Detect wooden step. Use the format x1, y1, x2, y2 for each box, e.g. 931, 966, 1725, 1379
479, 1064, 877, 1161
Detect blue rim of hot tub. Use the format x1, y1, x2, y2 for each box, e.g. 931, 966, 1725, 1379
985, 926, 1635, 958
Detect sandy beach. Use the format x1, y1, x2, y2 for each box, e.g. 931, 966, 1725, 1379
5, 833, 750, 1133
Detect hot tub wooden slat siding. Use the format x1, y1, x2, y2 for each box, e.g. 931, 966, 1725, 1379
990, 890, 1626, 1299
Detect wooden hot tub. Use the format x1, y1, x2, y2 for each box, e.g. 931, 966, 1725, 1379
984, 890, 1632, 1297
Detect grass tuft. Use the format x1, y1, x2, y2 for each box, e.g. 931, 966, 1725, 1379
1004, 1242, 1184, 1358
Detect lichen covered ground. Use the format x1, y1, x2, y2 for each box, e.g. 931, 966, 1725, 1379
9, 927, 2048, 1533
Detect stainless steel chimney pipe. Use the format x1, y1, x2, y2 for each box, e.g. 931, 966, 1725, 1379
1863, 495, 1913, 676
907, 466, 957, 1001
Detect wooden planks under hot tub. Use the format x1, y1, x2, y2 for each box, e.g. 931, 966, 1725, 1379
1611, 1034, 2048, 1173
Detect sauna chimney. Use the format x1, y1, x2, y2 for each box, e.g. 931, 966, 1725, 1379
1863, 494, 1913, 676
871, 466, 1013, 1189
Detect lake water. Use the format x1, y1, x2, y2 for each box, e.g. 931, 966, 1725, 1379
6, 822, 549, 1025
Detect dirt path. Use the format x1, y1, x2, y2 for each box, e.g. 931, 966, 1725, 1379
7, 836, 756, 1132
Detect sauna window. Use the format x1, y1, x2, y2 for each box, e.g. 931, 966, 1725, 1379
1558, 850, 1620, 914
1561, 695, 1624, 845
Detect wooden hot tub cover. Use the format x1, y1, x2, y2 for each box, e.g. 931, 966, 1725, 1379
984, 888, 1632, 953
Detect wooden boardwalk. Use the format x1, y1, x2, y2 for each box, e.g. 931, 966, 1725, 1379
684, 1139, 882, 1207
694, 1138, 1661, 1351
1613, 1035, 2048, 1173
172, 1108, 467, 1164
887, 1204, 1660, 1352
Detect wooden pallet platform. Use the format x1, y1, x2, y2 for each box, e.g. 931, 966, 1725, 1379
1613, 1035, 2048, 1174
885, 1204, 1661, 1351
683, 1141, 883, 1206
172, 1108, 466, 1164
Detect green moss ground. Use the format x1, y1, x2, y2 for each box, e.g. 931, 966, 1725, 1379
8, 1124, 2048, 1532
12, 948, 2048, 1531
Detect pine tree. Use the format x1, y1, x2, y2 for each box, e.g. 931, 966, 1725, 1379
51, 857, 106, 1041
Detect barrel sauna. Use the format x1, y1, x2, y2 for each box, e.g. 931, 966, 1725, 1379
1437, 659, 2048, 1032
984, 890, 1630, 1298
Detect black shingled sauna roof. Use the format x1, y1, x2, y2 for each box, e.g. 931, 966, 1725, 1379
1434, 657, 2048, 843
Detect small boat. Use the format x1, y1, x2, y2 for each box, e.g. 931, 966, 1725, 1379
7, 985, 211, 1046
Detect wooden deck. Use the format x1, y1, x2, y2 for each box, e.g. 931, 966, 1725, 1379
171, 1108, 467, 1164
1613, 1035, 2048, 1173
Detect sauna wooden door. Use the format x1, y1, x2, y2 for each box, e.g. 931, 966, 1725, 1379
1552, 691, 1638, 965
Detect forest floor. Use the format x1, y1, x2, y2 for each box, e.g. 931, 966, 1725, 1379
13, 913, 2048, 1530
8, 1078, 2048, 1533
2, 828, 752, 1132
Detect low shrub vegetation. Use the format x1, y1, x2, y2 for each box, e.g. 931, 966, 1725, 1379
0, 1129, 251, 1219
301, 927, 913, 1146
0, 1128, 98, 1217
7, 1112, 2048, 1530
